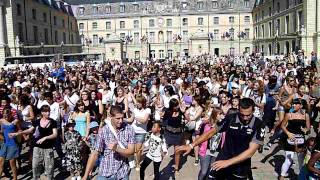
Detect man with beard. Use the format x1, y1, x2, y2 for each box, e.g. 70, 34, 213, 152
177, 98, 265, 179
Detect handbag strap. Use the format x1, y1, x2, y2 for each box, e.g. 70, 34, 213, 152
106, 120, 125, 149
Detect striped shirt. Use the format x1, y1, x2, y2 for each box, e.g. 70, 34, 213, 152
94, 122, 135, 179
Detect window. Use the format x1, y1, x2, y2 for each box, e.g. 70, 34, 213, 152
17, 4, 22, 16
212, 1, 218, 8
198, 17, 203, 25
285, 16, 289, 34
166, 19, 172, 27
261, 25, 265, 38
181, 2, 188, 10
44, 28, 49, 44
134, 20, 139, 28
276, 19, 281, 35
150, 50, 155, 58
32, 9, 36, 20
182, 18, 188, 26
78, 7, 84, 15
277, 2, 280, 13
197, 1, 204, 10
269, 22, 272, 37
134, 32, 139, 44
167, 31, 172, 42
149, 19, 155, 27
106, 22, 111, 29
269, 7, 272, 16
262, 11, 264, 20
229, 28, 235, 39
286, 0, 290, 9
18, 23, 24, 42
168, 50, 173, 59
93, 6, 98, 14
120, 5, 125, 13
54, 16, 57, 25
228, 1, 233, 8
79, 23, 84, 30
70, 22, 73, 30
214, 29, 219, 40
134, 4, 139, 12
62, 19, 65, 28
229, 16, 235, 23
183, 30, 188, 41
71, 34, 74, 44
106, 6, 111, 13
214, 17, 219, 24
63, 32, 66, 43
120, 33, 125, 40
149, 32, 155, 43
135, 51, 140, 59
54, 30, 58, 44
159, 50, 164, 59
33, 26, 38, 44
43, 13, 47, 22
93, 34, 98, 45
92, 22, 98, 29
244, 16, 250, 23
244, 0, 250, 8
120, 21, 125, 29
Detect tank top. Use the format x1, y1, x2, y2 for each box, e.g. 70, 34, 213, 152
287, 113, 306, 135
115, 98, 125, 112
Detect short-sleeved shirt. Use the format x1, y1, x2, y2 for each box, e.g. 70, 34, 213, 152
94, 122, 135, 179
32, 118, 57, 149
215, 113, 265, 178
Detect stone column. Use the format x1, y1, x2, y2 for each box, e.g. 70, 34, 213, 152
0, 0, 6, 67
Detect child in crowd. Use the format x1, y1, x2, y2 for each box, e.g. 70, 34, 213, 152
85, 121, 100, 178
140, 121, 167, 180
62, 120, 82, 180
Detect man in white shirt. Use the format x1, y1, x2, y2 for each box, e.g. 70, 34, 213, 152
63, 87, 80, 111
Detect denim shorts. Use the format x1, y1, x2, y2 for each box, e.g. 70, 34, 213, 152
134, 133, 146, 144
0, 143, 19, 160
97, 175, 129, 180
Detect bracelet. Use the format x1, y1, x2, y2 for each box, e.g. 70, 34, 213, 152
189, 144, 194, 149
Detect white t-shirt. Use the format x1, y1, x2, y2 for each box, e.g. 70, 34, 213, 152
144, 134, 168, 162
132, 108, 151, 134
64, 93, 80, 111
162, 95, 179, 108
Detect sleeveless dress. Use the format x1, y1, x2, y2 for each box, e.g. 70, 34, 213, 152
284, 114, 306, 152
0, 123, 19, 160
75, 113, 87, 137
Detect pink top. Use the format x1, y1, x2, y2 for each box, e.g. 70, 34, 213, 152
199, 123, 212, 157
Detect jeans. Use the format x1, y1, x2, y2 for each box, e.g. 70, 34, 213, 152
140, 156, 161, 180
198, 155, 216, 180
97, 175, 129, 180
32, 147, 54, 180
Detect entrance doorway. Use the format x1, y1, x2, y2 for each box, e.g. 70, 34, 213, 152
214, 48, 219, 56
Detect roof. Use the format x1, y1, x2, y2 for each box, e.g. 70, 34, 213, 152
65, 0, 152, 5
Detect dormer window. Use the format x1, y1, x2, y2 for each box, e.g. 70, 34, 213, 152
228, 1, 233, 8
106, 5, 111, 13
182, 2, 188, 10
93, 6, 98, 14
197, 1, 204, 10
212, 1, 218, 8
78, 7, 84, 15
133, 4, 139, 12
120, 4, 125, 13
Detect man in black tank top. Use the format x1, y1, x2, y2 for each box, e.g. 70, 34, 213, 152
177, 98, 265, 179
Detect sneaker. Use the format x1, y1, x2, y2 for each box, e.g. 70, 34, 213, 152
76, 176, 81, 180
71, 177, 76, 180
194, 159, 199, 166
264, 143, 272, 150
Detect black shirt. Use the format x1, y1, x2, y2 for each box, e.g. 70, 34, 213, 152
215, 113, 265, 178
32, 118, 57, 149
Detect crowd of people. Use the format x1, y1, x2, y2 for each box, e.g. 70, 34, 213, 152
0, 51, 319, 180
